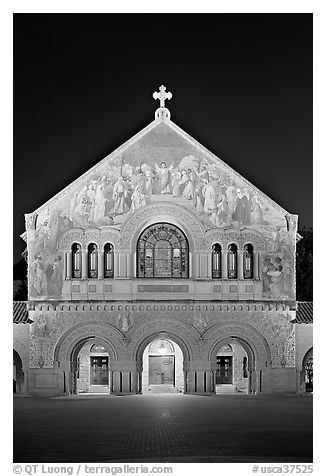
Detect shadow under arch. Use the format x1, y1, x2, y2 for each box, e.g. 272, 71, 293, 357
53, 322, 125, 395
205, 323, 272, 394
301, 347, 313, 393
13, 349, 24, 394
134, 330, 192, 394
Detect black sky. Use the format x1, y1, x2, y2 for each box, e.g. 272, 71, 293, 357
13, 13, 312, 264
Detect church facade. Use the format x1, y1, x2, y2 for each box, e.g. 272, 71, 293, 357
14, 86, 311, 396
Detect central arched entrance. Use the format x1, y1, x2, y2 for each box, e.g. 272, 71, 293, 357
142, 338, 184, 393
135, 331, 190, 394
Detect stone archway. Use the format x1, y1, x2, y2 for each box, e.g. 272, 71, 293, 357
134, 331, 191, 394
128, 318, 198, 394
54, 322, 126, 395
205, 322, 272, 394
210, 337, 256, 394
13, 349, 24, 394
301, 347, 313, 393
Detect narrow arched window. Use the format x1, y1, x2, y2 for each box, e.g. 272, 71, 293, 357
72, 243, 82, 279
228, 243, 237, 279
244, 244, 254, 279
88, 243, 98, 278
212, 243, 222, 279
137, 223, 189, 278
104, 243, 114, 278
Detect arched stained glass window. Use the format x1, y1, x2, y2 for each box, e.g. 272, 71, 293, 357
228, 243, 237, 279
137, 223, 189, 278
212, 243, 222, 279
88, 243, 98, 278
72, 243, 82, 279
104, 243, 114, 278
244, 244, 254, 279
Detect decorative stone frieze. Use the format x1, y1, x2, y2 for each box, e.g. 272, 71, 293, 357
206, 228, 267, 251
31, 300, 295, 313
58, 227, 120, 250
119, 203, 207, 251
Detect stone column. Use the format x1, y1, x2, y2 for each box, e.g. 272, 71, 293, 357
130, 371, 138, 393
114, 251, 119, 278
188, 252, 192, 278
206, 370, 214, 393
207, 251, 212, 278
97, 249, 104, 279
117, 253, 127, 278
112, 371, 121, 393
253, 251, 260, 280
187, 370, 196, 393
196, 371, 205, 393
126, 254, 131, 278
81, 250, 88, 279
65, 250, 72, 279
122, 371, 131, 393
237, 250, 244, 280
222, 250, 228, 279
189, 361, 212, 394
194, 253, 200, 278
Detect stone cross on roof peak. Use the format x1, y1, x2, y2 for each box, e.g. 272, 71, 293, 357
153, 85, 172, 108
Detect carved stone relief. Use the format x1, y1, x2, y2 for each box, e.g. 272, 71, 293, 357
120, 202, 207, 251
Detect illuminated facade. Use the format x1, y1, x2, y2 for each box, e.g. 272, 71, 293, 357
14, 86, 311, 395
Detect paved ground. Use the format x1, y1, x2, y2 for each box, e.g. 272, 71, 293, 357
13, 394, 312, 463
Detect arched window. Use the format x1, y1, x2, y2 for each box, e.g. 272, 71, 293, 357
71, 243, 82, 279
88, 243, 98, 279
228, 243, 237, 279
104, 243, 114, 278
219, 344, 233, 352
149, 339, 175, 354
303, 348, 313, 393
212, 243, 222, 279
244, 244, 254, 279
137, 223, 189, 278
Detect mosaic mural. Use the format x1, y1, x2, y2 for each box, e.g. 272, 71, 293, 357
25, 122, 296, 300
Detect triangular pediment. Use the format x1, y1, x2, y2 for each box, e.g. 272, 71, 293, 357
30, 116, 291, 236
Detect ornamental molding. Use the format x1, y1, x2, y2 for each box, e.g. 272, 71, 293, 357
57, 227, 120, 250
127, 318, 201, 360
119, 202, 207, 251
32, 300, 295, 313
54, 321, 128, 366
205, 228, 267, 251
204, 321, 272, 367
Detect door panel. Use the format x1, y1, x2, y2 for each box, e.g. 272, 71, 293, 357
90, 356, 109, 385
216, 357, 233, 384
149, 355, 175, 385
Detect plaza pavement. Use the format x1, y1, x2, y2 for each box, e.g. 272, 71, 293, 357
13, 393, 312, 463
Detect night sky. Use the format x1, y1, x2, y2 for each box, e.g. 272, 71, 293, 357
13, 13, 312, 264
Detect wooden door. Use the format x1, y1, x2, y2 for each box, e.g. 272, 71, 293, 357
149, 356, 175, 385
90, 356, 109, 385
216, 357, 233, 384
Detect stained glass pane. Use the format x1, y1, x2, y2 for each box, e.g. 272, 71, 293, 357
137, 223, 189, 278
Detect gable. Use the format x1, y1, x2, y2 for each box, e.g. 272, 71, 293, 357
30, 118, 289, 237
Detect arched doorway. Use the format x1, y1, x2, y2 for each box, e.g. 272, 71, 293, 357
211, 337, 257, 394
135, 332, 190, 394
214, 342, 250, 394
70, 337, 113, 395
302, 348, 313, 393
142, 338, 184, 393
13, 349, 24, 394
